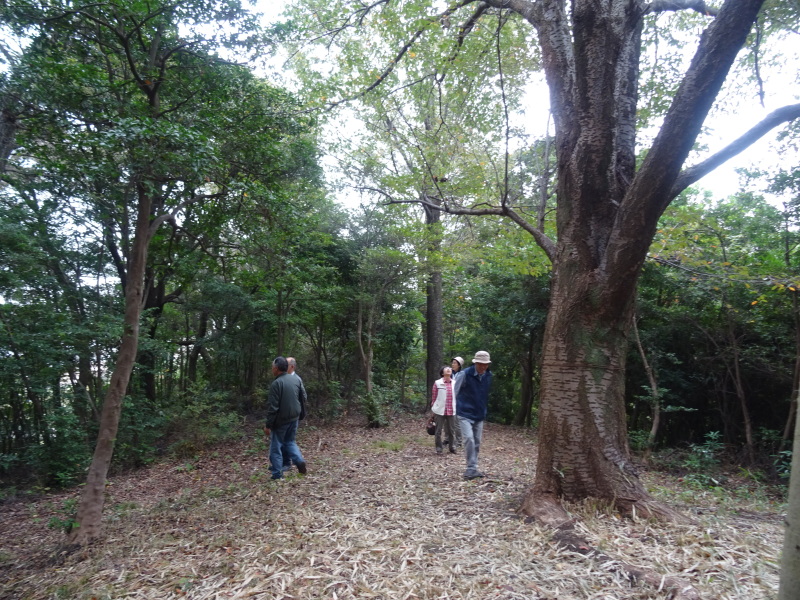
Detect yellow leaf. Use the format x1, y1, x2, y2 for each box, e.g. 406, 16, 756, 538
751, 301, 758, 305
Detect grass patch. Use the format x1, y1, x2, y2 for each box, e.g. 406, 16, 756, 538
372, 440, 405, 452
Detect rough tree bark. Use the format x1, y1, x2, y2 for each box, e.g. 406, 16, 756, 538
0, 107, 17, 176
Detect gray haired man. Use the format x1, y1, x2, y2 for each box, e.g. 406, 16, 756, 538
453, 351, 493, 480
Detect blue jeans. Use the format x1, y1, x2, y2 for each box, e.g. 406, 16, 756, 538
269, 420, 304, 479
458, 416, 484, 475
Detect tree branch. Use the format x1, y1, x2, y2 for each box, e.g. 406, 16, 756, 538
149, 191, 224, 233
503, 206, 557, 262
325, 0, 479, 109
375, 187, 557, 262
643, 0, 719, 16
671, 103, 800, 197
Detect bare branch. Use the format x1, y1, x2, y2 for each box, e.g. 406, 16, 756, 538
376, 186, 557, 262
325, 0, 479, 109
752, 18, 765, 107
643, 0, 719, 16
503, 206, 557, 261
149, 191, 224, 233
671, 103, 800, 197
438, 1, 490, 79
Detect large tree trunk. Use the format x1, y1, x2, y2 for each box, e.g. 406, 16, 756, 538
516, 0, 766, 523
68, 185, 152, 545
520, 263, 680, 518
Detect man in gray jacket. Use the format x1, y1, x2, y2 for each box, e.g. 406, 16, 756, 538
264, 356, 307, 479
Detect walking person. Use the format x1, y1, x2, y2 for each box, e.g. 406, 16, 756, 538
264, 356, 307, 480
454, 351, 493, 480
446, 356, 465, 449
431, 365, 458, 455
281, 356, 308, 472
451, 356, 464, 378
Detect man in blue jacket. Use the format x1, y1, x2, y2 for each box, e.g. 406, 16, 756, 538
454, 351, 493, 480
264, 356, 307, 480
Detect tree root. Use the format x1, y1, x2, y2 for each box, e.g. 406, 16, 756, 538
550, 525, 701, 600
521, 494, 702, 600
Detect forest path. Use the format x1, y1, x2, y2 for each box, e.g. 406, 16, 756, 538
0, 414, 783, 599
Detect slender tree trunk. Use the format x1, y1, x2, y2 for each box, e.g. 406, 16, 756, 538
728, 333, 755, 464
424, 202, 443, 400
632, 314, 661, 462
276, 290, 286, 356
0, 106, 16, 174
426, 270, 443, 398
779, 398, 800, 599
782, 290, 800, 451
0, 315, 46, 440
242, 318, 265, 412
356, 299, 374, 394
514, 334, 535, 426
69, 185, 152, 545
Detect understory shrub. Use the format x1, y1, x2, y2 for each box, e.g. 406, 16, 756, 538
27, 407, 91, 487
166, 386, 244, 458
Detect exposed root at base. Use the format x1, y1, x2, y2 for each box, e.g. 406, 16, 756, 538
520, 494, 702, 600
551, 525, 701, 600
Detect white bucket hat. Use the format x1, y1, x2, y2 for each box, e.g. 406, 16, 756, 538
452, 356, 464, 368
472, 350, 491, 364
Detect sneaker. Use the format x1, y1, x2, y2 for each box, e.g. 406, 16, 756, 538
463, 471, 485, 480
271, 473, 283, 480
296, 461, 307, 475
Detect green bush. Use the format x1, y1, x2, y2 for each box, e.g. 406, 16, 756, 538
360, 384, 392, 428
311, 380, 345, 420
166, 386, 244, 457
114, 394, 170, 470
28, 407, 91, 487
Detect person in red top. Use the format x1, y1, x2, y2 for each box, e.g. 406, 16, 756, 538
431, 365, 458, 454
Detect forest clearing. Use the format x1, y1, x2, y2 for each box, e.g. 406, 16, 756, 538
0, 414, 784, 600
2, 1, 800, 596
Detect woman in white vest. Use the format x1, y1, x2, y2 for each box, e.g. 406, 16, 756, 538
431, 365, 458, 454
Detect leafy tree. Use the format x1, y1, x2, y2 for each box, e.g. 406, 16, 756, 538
347, 204, 421, 396
644, 193, 796, 451
0, 0, 318, 543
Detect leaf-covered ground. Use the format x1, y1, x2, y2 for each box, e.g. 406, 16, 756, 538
0, 414, 785, 599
